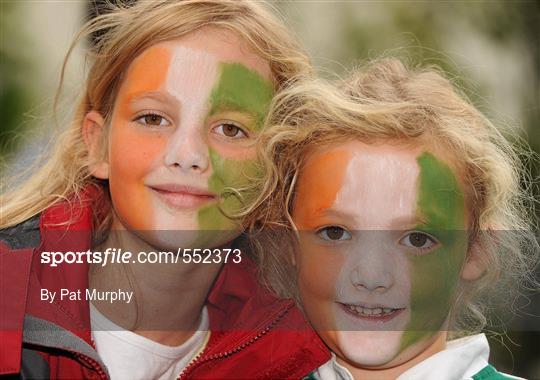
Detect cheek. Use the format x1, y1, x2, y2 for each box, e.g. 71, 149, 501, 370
197, 150, 258, 233
409, 244, 465, 320
208, 149, 259, 203
108, 118, 168, 178
208, 139, 256, 161
296, 242, 347, 361
400, 238, 467, 351
108, 120, 168, 228
296, 240, 345, 326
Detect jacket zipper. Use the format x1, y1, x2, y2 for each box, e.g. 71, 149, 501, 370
72, 351, 109, 380
23, 334, 109, 379
177, 303, 293, 379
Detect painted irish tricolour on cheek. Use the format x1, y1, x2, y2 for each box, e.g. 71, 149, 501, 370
88, 28, 273, 251
292, 140, 469, 375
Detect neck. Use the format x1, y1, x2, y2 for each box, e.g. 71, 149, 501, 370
340, 332, 448, 380
89, 220, 224, 346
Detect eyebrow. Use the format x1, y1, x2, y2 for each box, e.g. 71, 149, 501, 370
318, 208, 356, 220
317, 208, 427, 230
128, 91, 181, 109
210, 103, 260, 119
391, 215, 428, 229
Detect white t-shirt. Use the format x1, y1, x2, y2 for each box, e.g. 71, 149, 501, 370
90, 303, 210, 380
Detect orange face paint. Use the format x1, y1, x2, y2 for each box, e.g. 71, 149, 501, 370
108, 46, 173, 231
291, 146, 352, 354
293, 148, 352, 230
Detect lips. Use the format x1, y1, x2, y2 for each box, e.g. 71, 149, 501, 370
338, 302, 405, 323
149, 184, 218, 209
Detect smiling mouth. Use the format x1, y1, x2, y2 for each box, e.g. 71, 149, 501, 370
338, 302, 405, 322
150, 185, 218, 209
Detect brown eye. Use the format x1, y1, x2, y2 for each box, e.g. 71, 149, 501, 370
135, 113, 170, 127
409, 232, 427, 247
399, 231, 438, 251
144, 114, 164, 126
213, 122, 248, 139
327, 227, 344, 240
317, 226, 351, 242
223, 123, 240, 137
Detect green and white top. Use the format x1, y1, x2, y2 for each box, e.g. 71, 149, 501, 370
305, 334, 524, 380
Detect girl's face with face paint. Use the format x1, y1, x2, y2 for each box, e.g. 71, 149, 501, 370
93, 28, 273, 249
292, 140, 471, 371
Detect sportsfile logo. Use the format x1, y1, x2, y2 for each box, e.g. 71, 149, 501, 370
40, 248, 242, 267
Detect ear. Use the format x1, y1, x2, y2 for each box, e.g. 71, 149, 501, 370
461, 238, 488, 281
82, 111, 109, 179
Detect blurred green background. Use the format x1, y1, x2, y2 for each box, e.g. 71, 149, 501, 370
1, 0, 539, 377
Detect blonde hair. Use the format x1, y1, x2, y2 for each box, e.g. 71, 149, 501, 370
1, 0, 311, 231
245, 58, 539, 336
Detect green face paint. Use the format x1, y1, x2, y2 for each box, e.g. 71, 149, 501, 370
196, 147, 260, 243
209, 62, 274, 130
195, 62, 273, 246
400, 152, 468, 351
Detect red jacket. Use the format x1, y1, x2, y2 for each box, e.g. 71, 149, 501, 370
0, 189, 329, 379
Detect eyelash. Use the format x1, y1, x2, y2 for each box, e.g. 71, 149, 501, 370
313, 227, 440, 253
316, 226, 352, 242
398, 231, 440, 252
211, 121, 249, 139
132, 113, 250, 140
134, 111, 171, 127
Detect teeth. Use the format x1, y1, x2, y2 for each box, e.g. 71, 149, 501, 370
345, 305, 397, 317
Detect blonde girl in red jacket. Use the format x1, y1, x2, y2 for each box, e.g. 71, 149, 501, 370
0, 1, 329, 379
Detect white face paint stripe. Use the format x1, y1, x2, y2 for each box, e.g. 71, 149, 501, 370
330, 145, 415, 336
333, 150, 419, 230
163, 46, 219, 166
151, 46, 219, 231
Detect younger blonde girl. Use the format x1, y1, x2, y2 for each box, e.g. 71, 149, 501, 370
246, 58, 538, 380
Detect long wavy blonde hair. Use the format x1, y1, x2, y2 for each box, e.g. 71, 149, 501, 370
1, 0, 311, 230
245, 58, 539, 336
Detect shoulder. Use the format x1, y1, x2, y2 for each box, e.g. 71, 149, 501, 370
472, 365, 526, 380
0, 214, 41, 250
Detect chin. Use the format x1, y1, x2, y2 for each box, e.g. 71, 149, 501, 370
335, 329, 404, 367
148, 229, 202, 251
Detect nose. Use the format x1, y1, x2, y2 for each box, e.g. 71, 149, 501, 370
350, 266, 393, 293
164, 125, 210, 173
348, 240, 394, 293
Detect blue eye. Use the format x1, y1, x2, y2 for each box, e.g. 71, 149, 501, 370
399, 231, 439, 251
135, 113, 171, 127
316, 226, 352, 242
212, 122, 248, 139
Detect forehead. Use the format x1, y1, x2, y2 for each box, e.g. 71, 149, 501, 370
302, 140, 423, 185
294, 140, 466, 229
299, 140, 422, 207
298, 138, 467, 223
122, 28, 272, 91
164, 28, 272, 80
333, 142, 421, 226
